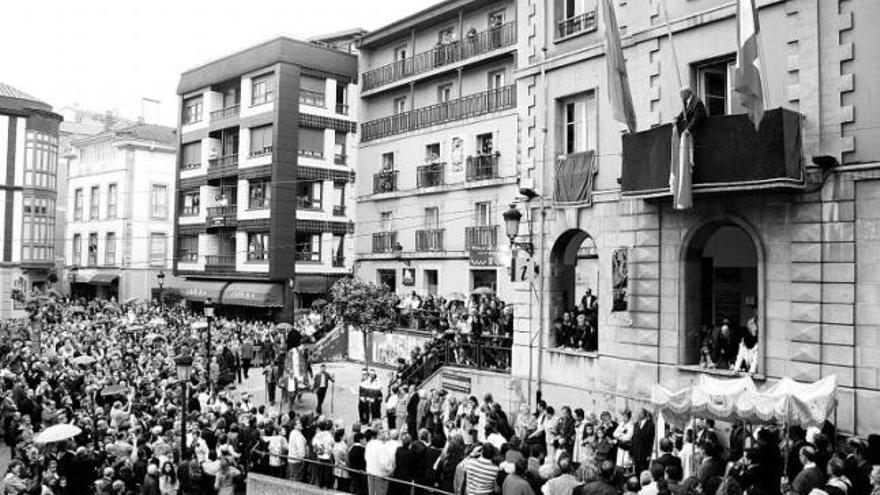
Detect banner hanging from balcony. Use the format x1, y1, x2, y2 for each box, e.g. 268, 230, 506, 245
553, 150, 598, 205
601, 0, 637, 133
734, 0, 766, 130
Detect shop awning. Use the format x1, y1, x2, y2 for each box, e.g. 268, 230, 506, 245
91, 272, 120, 285
293, 275, 343, 294
170, 280, 229, 303
220, 282, 283, 307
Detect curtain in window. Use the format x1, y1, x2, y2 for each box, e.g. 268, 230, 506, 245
554, 150, 598, 204
298, 128, 324, 153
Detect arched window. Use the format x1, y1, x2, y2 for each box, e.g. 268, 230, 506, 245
681, 221, 763, 374
549, 229, 599, 352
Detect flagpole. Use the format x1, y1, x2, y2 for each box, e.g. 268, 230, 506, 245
660, 0, 685, 93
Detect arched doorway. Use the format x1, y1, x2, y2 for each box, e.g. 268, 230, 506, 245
549, 229, 599, 349
681, 221, 762, 368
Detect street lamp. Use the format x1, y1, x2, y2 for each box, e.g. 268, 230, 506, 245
68, 265, 79, 299
157, 271, 166, 309
502, 203, 534, 255
174, 354, 193, 458
203, 299, 215, 390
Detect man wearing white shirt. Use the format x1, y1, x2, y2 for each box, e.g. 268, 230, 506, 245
365, 429, 393, 495
288, 419, 308, 482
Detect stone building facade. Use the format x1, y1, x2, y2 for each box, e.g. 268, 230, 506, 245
506, 0, 880, 435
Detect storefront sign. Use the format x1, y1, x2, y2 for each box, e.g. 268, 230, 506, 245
441, 372, 472, 394
469, 248, 499, 266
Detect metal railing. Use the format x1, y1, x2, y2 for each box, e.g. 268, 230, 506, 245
248, 450, 453, 495
209, 154, 239, 168
295, 251, 321, 262
361, 85, 516, 141
178, 252, 198, 262
332, 256, 345, 267
299, 89, 326, 108
394, 335, 513, 387
250, 146, 273, 158
296, 197, 322, 210
372, 231, 396, 253
206, 205, 237, 228
373, 171, 398, 193
205, 254, 235, 268
361, 21, 517, 91
181, 161, 201, 170
466, 153, 499, 181
335, 103, 349, 115
332, 205, 346, 216
334, 153, 347, 165
299, 149, 324, 159
210, 104, 240, 120
557, 10, 598, 39
416, 163, 445, 188
465, 225, 498, 249
249, 197, 269, 210
180, 205, 200, 216
415, 229, 444, 252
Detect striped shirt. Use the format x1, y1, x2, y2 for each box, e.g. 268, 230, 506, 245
465, 457, 499, 495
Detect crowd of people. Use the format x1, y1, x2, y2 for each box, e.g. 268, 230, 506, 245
391, 293, 514, 385
553, 290, 599, 353
249, 386, 880, 495
0, 295, 299, 494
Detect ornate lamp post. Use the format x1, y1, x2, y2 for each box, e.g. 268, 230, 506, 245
174, 354, 193, 458
157, 270, 166, 309
68, 264, 79, 299
502, 204, 534, 281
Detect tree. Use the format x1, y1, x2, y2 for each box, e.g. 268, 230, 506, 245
328, 277, 398, 368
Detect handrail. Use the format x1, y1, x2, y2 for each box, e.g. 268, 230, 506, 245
249, 449, 454, 495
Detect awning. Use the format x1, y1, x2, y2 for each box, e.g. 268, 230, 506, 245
72, 269, 119, 285
170, 280, 229, 303
91, 272, 120, 285
220, 282, 283, 307
293, 275, 343, 294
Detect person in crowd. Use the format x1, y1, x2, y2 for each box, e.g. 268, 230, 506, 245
657, 437, 683, 473
541, 455, 582, 495
313, 363, 334, 415
466, 443, 501, 495
632, 408, 656, 476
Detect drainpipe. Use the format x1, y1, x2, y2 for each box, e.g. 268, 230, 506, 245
536, 44, 549, 401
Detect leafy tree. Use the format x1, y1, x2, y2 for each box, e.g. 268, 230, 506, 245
328, 277, 397, 368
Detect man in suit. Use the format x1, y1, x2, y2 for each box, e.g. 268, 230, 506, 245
792, 445, 825, 495
240, 338, 254, 379
406, 387, 420, 436
411, 429, 430, 495
391, 433, 417, 495
357, 369, 370, 424
631, 408, 656, 476
348, 432, 368, 495
674, 87, 707, 135
313, 364, 334, 414
655, 437, 682, 473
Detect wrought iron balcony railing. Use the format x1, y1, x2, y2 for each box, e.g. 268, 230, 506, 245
557, 10, 598, 39
210, 104, 240, 120
372, 231, 397, 253
416, 229, 444, 252
362, 85, 515, 141
466, 153, 500, 181
361, 22, 517, 91
416, 163, 446, 188
373, 171, 398, 194
465, 225, 498, 249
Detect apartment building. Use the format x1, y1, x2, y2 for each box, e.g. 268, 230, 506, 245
355, 0, 519, 298
66, 123, 177, 301
493, 0, 880, 435
172, 37, 358, 318
0, 83, 62, 318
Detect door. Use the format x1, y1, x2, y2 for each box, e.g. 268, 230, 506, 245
424, 269, 439, 296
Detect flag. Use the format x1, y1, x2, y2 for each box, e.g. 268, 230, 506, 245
734, 0, 765, 129
601, 0, 637, 133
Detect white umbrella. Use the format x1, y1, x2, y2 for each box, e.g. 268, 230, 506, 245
34, 423, 82, 444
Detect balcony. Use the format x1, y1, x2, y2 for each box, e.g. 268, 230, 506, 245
372, 231, 397, 253
295, 251, 321, 263
361, 22, 517, 91
465, 225, 498, 249
207, 155, 239, 180
248, 197, 269, 210
299, 149, 324, 160
620, 108, 804, 198
180, 206, 200, 217
296, 197, 322, 211
466, 153, 499, 181
332, 256, 345, 268
336, 103, 349, 115
333, 205, 347, 217
557, 11, 598, 39
250, 146, 273, 159
416, 163, 445, 188
299, 89, 326, 108
334, 153, 347, 165
205, 254, 235, 273
373, 171, 398, 194
416, 229, 444, 252
210, 104, 240, 120
181, 161, 201, 171
362, 85, 516, 141
206, 205, 237, 228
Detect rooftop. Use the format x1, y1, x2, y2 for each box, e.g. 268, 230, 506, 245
0, 81, 55, 114
72, 122, 176, 148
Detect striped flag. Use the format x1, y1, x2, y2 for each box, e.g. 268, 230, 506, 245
734, 0, 765, 129
601, 0, 637, 133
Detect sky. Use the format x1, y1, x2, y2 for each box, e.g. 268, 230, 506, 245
0, 0, 442, 126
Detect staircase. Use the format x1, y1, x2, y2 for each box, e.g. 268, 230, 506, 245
307, 325, 348, 363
